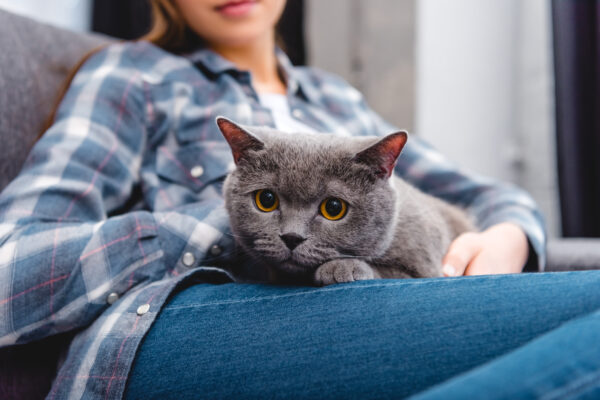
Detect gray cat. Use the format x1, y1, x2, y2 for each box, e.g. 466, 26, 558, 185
216, 117, 474, 286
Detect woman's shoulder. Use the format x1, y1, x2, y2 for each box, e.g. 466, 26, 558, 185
293, 64, 364, 104
80, 40, 197, 85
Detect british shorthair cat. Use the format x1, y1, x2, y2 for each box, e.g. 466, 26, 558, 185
216, 117, 474, 286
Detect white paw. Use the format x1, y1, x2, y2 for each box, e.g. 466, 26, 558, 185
314, 259, 375, 286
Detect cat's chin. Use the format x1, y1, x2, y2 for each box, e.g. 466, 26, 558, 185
276, 259, 315, 275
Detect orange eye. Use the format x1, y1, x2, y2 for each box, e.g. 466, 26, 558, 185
320, 197, 347, 220
255, 189, 279, 212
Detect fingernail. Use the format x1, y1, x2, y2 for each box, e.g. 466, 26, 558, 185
442, 264, 456, 276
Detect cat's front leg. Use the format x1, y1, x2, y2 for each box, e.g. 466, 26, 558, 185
314, 259, 379, 286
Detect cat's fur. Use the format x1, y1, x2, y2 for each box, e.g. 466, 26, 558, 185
217, 117, 474, 286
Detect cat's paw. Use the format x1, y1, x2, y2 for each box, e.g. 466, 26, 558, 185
314, 259, 376, 286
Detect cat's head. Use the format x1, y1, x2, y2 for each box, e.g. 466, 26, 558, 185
217, 117, 408, 276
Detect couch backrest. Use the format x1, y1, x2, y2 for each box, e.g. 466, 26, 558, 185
0, 9, 111, 192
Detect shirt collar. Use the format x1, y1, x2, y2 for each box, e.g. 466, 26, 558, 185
184, 46, 322, 105
184, 47, 239, 76
274, 47, 321, 105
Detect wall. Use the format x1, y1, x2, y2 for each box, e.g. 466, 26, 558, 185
416, 0, 559, 236
306, 0, 416, 132
0, 0, 91, 31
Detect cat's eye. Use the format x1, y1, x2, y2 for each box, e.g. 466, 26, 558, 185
320, 197, 348, 220
255, 189, 279, 212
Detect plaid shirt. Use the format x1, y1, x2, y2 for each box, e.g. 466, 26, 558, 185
0, 41, 545, 399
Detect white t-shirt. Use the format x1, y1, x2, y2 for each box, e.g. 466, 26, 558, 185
258, 93, 318, 134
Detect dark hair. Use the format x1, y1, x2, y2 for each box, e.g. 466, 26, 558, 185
142, 0, 206, 54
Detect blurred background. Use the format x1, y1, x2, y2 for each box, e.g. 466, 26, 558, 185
0, 0, 598, 240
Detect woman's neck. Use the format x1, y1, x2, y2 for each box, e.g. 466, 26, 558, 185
210, 33, 286, 94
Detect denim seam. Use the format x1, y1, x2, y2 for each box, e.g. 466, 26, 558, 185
163, 271, 598, 311
540, 367, 600, 400
162, 277, 501, 310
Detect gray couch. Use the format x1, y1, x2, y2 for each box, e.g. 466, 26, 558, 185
0, 7, 598, 400
0, 9, 112, 400
0, 9, 109, 191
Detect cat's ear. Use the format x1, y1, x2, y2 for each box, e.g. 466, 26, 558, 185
216, 117, 265, 164
352, 132, 408, 179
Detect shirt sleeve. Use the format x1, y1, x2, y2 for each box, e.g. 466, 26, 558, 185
0, 44, 224, 346
354, 92, 547, 271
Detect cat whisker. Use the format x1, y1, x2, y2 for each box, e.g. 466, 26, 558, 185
221, 231, 255, 240
335, 254, 367, 260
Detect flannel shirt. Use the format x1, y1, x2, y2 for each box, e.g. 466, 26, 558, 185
0, 41, 546, 399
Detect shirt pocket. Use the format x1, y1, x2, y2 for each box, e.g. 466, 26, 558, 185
155, 140, 234, 194
173, 100, 252, 145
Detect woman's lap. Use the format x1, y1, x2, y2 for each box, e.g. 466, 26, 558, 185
410, 307, 600, 399
124, 271, 600, 399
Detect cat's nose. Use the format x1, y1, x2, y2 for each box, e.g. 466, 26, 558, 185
280, 233, 306, 250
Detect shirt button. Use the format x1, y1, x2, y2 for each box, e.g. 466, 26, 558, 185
137, 304, 150, 316
190, 165, 204, 178
292, 109, 303, 119
182, 252, 195, 267
106, 292, 119, 305
210, 244, 223, 256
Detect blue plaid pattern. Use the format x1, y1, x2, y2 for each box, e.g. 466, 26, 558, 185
0, 41, 545, 399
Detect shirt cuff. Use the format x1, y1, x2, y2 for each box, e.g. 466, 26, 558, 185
153, 200, 231, 272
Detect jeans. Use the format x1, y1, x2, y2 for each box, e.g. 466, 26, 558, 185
124, 271, 600, 399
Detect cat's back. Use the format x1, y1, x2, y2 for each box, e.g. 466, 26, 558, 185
374, 176, 474, 278
391, 175, 474, 233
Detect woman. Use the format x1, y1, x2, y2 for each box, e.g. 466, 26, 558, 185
0, 0, 598, 398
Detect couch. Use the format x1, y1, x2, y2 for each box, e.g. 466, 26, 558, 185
0, 8, 599, 400
0, 9, 111, 400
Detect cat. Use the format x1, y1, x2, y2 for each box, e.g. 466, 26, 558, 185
216, 117, 475, 286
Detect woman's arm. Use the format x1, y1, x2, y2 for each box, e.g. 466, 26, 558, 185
397, 133, 545, 273
442, 223, 530, 276
360, 96, 546, 272
0, 44, 225, 346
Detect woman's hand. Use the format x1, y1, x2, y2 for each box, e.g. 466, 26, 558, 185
442, 223, 529, 276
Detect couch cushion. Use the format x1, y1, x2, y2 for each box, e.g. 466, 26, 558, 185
546, 238, 600, 271
0, 9, 112, 192
0, 10, 114, 399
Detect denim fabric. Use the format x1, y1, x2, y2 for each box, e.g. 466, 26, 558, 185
410, 308, 600, 400
125, 271, 600, 399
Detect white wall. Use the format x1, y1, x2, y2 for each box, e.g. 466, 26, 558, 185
416, 0, 560, 236
307, 0, 416, 131
0, 0, 91, 31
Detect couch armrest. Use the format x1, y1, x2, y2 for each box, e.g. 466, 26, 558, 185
545, 238, 600, 271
